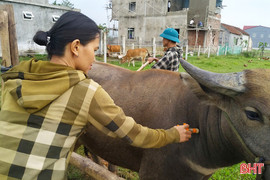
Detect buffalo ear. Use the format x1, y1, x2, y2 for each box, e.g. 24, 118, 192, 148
180, 72, 217, 104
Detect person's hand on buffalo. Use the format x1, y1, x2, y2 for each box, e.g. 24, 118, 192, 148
174, 124, 192, 143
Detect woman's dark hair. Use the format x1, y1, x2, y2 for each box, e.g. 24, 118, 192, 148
33, 11, 100, 59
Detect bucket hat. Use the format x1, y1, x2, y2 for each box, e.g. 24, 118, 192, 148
160, 28, 180, 43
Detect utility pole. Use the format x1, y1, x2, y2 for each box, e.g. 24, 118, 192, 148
105, 0, 112, 34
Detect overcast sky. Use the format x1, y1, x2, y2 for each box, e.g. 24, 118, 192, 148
49, 0, 270, 29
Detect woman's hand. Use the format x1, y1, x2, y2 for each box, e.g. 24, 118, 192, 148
174, 124, 192, 143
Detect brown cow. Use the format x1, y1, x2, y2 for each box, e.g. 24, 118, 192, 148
121, 48, 149, 67
107, 45, 121, 57
83, 61, 270, 179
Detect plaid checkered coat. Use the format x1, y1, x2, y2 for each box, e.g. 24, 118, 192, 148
0, 59, 180, 180
151, 45, 183, 71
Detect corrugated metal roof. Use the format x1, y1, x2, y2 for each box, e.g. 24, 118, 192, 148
243, 26, 258, 30
221, 23, 249, 36
244, 25, 270, 31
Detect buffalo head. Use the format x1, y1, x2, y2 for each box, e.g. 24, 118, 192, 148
180, 59, 270, 179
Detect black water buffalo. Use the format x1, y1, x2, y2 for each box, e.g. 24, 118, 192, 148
79, 59, 270, 179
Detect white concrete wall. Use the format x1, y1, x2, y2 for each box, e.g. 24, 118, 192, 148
242, 35, 250, 51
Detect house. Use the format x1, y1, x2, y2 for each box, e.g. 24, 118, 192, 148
244, 26, 270, 49
0, 0, 79, 55
219, 23, 251, 53
111, 0, 222, 53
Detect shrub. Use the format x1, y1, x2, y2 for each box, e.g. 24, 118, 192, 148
241, 50, 258, 58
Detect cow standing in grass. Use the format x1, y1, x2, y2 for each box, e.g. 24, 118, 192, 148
120, 48, 149, 67
81, 60, 270, 179
107, 45, 121, 57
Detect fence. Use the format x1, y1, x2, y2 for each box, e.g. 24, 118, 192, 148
99, 31, 248, 61
218, 45, 243, 55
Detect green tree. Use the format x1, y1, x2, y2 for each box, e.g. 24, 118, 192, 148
98, 23, 107, 31
258, 42, 268, 57
98, 23, 109, 35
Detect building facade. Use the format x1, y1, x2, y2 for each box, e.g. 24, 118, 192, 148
220, 23, 251, 52
244, 26, 270, 49
111, 0, 222, 53
0, 0, 79, 55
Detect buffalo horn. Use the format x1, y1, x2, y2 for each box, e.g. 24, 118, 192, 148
180, 59, 246, 95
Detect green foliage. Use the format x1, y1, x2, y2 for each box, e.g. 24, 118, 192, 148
67, 146, 93, 180
20, 54, 49, 61
241, 50, 258, 58
210, 163, 256, 180
178, 55, 270, 73
117, 167, 139, 180
258, 42, 268, 57
52, 0, 57, 5
0, 80, 1, 110
61, 0, 74, 9
51, 0, 74, 9
241, 40, 248, 48
67, 164, 92, 180
98, 23, 107, 31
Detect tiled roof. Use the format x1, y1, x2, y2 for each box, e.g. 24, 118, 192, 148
221, 23, 249, 36
234, 27, 249, 36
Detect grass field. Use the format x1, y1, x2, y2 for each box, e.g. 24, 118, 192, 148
1, 53, 269, 179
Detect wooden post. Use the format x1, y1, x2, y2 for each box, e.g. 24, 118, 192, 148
103, 30, 107, 63
195, 29, 199, 48
0, 10, 9, 105
99, 31, 103, 55
70, 152, 124, 180
0, 5, 19, 108
0, 10, 11, 67
153, 44, 156, 58
198, 45, 201, 57
138, 37, 142, 48
0, 5, 19, 66
216, 46, 220, 56
185, 45, 188, 60
131, 43, 134, 49
152, 37, 156, 58
122, 36, 126, 55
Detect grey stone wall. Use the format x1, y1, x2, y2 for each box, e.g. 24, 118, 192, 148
0, 0, 79, 55
112, 0, 187, 46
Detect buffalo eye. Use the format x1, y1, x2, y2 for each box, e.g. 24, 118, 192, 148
245, 110, 260, 121
244, 107, 262, 122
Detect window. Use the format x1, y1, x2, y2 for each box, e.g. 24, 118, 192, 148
129, 2, 136, 12
128, 28, 135, 39
52, 15, 60, 23
23, 11, 34, 20
234, 37, 239, 45
252, 33, 256, 38
261, 34, 264, 38
168, 0, 171, 12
